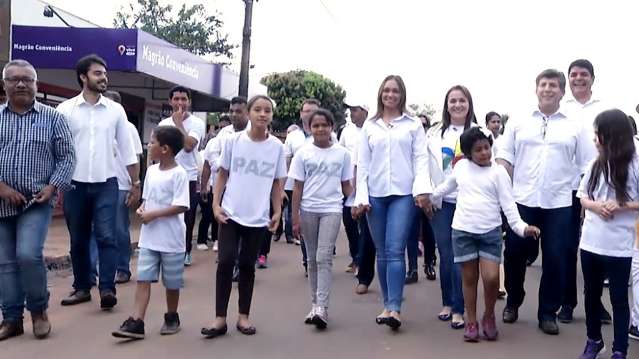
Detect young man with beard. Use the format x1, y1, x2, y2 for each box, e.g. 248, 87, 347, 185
58, 54, 140, 310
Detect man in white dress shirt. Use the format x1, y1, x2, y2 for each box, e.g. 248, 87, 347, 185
158, 86, 206, 266
496, 69, 590, 335
58, 54, 140, 310
558, 59, 613, 325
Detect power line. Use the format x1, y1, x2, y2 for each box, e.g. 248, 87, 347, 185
318, 0, 338, 23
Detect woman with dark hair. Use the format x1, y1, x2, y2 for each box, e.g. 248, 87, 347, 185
353, 75, 432, 330
426, 85, 478, 330
577, 109, 639, 359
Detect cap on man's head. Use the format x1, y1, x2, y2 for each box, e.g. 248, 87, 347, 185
344, 96, 369, 113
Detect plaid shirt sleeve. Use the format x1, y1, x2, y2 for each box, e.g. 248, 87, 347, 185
48, 112, 76, 192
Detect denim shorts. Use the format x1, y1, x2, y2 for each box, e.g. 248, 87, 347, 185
451, 227, 502, 264
136, 248, 185, 289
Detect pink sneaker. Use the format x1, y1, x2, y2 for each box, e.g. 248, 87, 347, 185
482, 314, 499, 341
257, 255, 267, 269
463, 322, 479, 342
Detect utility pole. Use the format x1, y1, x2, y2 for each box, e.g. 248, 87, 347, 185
238, 0, 254, 98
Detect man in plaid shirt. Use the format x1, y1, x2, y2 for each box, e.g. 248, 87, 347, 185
0, 60, 75, 341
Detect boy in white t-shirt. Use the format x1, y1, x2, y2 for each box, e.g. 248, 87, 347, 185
112, 126, 190, 340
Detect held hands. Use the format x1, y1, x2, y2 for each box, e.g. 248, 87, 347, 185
593, 200, 620, 220
213, 204, 229, 224
352, 204, 371, 220
524, 225, 541, 239
414, 194, 433, 219
268, 211, 282, 233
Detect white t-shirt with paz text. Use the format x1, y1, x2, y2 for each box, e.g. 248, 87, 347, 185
288, 143, 353, 213
158, 114, 206, 181
138, 164, 190, 253
219, 132, 287, 227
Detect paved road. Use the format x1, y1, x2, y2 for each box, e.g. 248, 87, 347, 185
2, 230, 637, 359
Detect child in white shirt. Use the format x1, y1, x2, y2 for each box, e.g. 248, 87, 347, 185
112, 126, 190, 340
289, 109, 353, 330
201, 95, 287, 339
577, 109, 639, 358
431, 127, 539, 343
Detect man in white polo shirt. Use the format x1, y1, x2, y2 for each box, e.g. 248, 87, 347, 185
496, 69, 590, 335
158, 86, 206, 266
58, 54, 140, 310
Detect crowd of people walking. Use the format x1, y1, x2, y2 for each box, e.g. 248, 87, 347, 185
1, 54, 639, 359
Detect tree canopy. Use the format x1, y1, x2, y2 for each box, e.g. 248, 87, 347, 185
261, 70, 347, 131
113, 0, 236, 60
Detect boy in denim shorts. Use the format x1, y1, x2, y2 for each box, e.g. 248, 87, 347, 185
430, 127, 540, 342
112, 126, 190, 340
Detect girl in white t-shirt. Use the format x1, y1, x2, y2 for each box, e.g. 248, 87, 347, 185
201, 95, 287, 339
577, 109, 639, 358
431, 127, 539, 342
290, 109, 353, 330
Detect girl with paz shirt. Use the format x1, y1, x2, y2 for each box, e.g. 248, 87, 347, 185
201, 95, 287, 339
290, 109, 353, 330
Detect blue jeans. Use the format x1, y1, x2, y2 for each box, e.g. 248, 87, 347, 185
0, 203, 52, 321
367, 195, 417, 312
431, 201, 464, 314
89, 190, 131, 284
64, 178, 119, 293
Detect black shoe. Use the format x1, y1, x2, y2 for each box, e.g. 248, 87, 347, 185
404, 270, 418, 284
0, 320, 24, 341
538, 319, 559, 335
557, 306, 574, 323
60, 289, 91, 306
100, 290, 117, 310
115, 272, 131, 284
232, 266, 240, 282
112, 317, 145, 339
502, 306, 518, 324
285, 236, 294, 244
201, 324, 228, 338
601, 307, 612, 325
629, 325, 639, 340
304, 263, 308, 278
424, 263, 436, 281
386, 316, 401, 331
236, 324, 257, 335
160, 312, 181, 335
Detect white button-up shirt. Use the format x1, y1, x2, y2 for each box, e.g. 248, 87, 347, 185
355, 114, 431, 206
563, 97, 613, 188
496, 108, 590, 209
57, 93, 137, 183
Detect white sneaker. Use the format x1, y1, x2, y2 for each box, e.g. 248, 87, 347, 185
196, 244, 208, 251
184, 253, 193, 266
312, 306, 328, 329
213, 242, 219, 252
304, 305, 316, 325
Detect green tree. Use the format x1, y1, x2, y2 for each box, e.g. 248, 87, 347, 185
261, 70, 347, 131
408, 103, 437, 118
113, 0, 236, 60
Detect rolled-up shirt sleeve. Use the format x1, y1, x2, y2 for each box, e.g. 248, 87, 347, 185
412, 124, 432, 196
49, 113, 76, 191
115, 106, 137, 166
496, 120, 516, 165
354, 127, 371, 206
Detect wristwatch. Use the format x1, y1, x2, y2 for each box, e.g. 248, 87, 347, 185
132, 180, 141, 187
